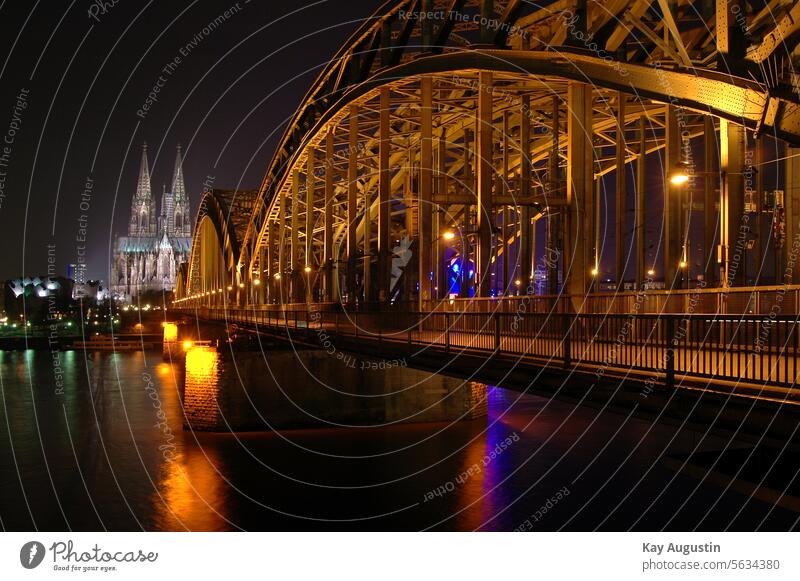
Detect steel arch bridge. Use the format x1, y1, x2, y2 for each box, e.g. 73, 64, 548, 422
175, 0, 800, 314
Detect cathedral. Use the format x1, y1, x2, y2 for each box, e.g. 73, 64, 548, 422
111, 144, 192, 300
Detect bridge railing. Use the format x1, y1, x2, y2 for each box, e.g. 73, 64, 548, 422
420, 284, 800, 315
178, 307, 800, 390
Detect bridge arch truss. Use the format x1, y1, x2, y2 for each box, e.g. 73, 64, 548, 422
177, 0, 800, 311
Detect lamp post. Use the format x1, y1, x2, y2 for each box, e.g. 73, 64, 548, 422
671, 161, 757, 289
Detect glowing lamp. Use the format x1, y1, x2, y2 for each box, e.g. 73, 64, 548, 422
304, 266, 312, 273
182, 340, 193, 350
670, 162, 690, 185
670, 173, 689, 185
254, 279, 261, 286
442, 230, 455, 241
163, 322, 178, 343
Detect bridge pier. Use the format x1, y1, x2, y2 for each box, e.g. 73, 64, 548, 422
181, 343, 488, 432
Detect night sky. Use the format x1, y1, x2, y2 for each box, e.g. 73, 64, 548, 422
0, 0, 384, 281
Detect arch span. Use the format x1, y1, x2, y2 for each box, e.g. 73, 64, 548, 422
178, 0, 800, 310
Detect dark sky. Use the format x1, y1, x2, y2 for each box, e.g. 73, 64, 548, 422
0, 0, 385, 281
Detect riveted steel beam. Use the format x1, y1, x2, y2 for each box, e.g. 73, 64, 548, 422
477, 71, 494, 298
566, 81, 593, 309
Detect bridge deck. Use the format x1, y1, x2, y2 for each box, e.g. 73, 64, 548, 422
182, 307, 800, 405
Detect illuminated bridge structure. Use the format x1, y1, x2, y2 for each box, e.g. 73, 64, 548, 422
174, 0, 800, 399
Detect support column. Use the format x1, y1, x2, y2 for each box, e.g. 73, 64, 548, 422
636, 114, 647, 289
324, 131, 335, 302
720, 119, 747, 287
476, 71, 494, 297
419, 77, 434, 307
502, 110, 510, 293
784, 146, 800, 284
716, 0, 747, 71
437, 128, 447, 298
305, 150, 315, 303
266, 225, 274, 303
257, 248, 266, 303
377, 87, 392, 304
519, 96, 532, 288
291, 169, 301, 303
754, 135, 763, 285
615, 93, 626, 290
461, 128, 472, 298
547, 96, 561, 295
566, 82, 593, 308
278, 188, 287, 303
347, 105, 359, 303
703, 116, 717, 287
363, 171, 372, 303
664, 104, 682, 288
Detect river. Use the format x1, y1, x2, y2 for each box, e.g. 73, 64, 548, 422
0, 349, 795, 531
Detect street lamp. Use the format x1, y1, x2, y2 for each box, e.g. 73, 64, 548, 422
442, 229, 456, 241
304, 266, 312, 273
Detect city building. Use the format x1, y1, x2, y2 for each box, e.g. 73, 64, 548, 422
68, 263, 86, 285
110, 144, 191, 301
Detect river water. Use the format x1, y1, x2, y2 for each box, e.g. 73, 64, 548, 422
0, 349, 796, 531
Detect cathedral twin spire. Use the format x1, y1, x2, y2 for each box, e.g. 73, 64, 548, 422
128, 143, 190, 238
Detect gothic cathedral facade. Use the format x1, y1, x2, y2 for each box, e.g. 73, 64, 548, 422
111, 144, 192, 300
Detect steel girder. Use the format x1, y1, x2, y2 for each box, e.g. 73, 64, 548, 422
239, 47, 800, 277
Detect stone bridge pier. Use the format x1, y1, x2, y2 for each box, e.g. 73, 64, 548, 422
167, 318, 487, 431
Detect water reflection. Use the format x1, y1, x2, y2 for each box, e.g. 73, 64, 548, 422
152, 444, 232, 531
0, 349, 496, 530
3, 349, 788, 531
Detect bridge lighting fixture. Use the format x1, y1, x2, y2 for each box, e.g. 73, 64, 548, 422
304, 266, 311, 273
590, 267, 599, 276
254, 279, 261, 286
514, 279, 521, 286
670, 173, 689, 185
647, 268, 655, 276
238, 282, 244, 288
182, 340, 193, 351
679, 260, 688, 268
274, 273, 281, 280
227, 285, 233, 291
670, 162, 690, 185
442, 230, 455, 241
